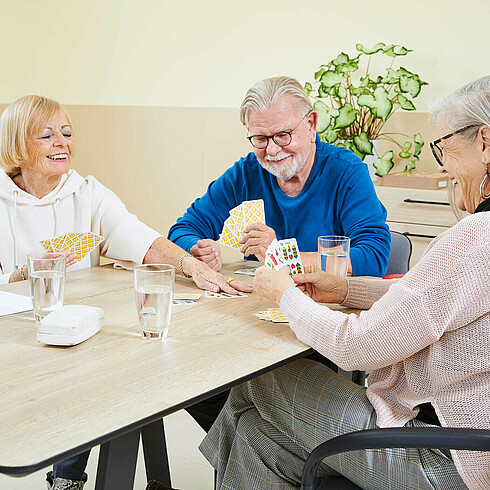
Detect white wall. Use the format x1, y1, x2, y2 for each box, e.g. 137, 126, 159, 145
0, 0, 488, 109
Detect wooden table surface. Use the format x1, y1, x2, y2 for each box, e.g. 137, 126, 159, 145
0, 260, 352, 475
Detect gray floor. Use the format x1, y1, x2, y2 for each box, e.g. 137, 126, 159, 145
0, 410, 214, 489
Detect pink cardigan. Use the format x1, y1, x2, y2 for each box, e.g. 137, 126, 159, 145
280, 212, 490, 490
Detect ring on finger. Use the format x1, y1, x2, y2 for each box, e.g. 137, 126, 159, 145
227, 277, 235, 284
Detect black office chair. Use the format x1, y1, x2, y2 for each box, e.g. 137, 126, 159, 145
301, 427, 490, 490
385, 230, 412, 276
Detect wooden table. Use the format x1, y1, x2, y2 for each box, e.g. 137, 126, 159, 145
0, 260, 354, 488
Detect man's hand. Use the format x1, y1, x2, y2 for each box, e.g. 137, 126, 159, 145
190, 239, 222, 272
239, 223, 276, 263
183, 256, 253, 295
253, 266, 295, 306
292, 264, 348, 304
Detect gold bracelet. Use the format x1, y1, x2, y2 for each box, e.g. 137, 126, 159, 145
178, 254, 192, 278
18, 265, 27, 281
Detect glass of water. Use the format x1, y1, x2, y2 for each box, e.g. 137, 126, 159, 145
318, 235, 350, 278
27, 252, 67, 325
134, 264, 174, 340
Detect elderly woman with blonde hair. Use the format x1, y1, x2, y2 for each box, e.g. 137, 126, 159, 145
200, 76, 490, 489
0, 95, 251, 489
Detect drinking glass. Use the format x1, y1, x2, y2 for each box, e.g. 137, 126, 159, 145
134, 264, 174, 340
318, 235, 350, 278
27, 252, 66, 325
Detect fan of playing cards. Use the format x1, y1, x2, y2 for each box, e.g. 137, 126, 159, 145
265, 238, 304, 274
40, 232, 104, 261
219, 199, 265, 250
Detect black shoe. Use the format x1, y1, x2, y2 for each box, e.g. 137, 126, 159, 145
145, 480, 178, 490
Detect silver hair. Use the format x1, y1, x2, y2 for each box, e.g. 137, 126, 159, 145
429, 75, 490, 141
240, 76, 312, 127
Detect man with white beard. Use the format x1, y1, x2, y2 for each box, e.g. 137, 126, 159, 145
168, 76, 390, 278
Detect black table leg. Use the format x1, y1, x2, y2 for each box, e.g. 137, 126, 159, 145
95, 428, 140, 490
141, 419, 172, 486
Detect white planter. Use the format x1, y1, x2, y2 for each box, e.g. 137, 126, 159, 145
363, 140, 379, 182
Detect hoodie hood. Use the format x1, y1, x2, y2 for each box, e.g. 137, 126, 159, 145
0, 168, 86, 205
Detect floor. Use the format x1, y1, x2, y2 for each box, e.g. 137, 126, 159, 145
0, 410, 214, 490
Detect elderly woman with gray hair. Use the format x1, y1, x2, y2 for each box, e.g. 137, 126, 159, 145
200, 76, 490, 489
0, 95, 251, 489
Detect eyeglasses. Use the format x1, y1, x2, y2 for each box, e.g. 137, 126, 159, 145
429, 125, 480, 166
247, 111, 310, 150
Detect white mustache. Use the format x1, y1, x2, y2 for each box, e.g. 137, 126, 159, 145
265, 153, 291, 162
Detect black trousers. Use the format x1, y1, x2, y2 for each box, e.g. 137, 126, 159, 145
185, 391, 230, 432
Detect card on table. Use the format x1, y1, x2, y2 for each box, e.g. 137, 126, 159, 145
235, 268, 258, 276
172, 292, 201, 305
40, 232, 104, 261
255, 309, 289, 323
205, 290, 248, 298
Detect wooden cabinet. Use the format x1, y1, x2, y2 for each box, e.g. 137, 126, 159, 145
374, 185, 463, 267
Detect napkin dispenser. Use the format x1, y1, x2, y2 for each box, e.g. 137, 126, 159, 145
37, 305, 104, 346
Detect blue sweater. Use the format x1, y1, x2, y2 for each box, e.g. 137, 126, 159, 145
168, 138, 391, 276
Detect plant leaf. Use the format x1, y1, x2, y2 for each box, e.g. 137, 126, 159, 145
304, 82, 313, 96
399, 141, 412, 159
396, 94, 416, 111
356, 43, 385, 55
325, 128, 339, 143
336, 86, 347, 99
314, 68, 326, 80
332, 53, 350, 66
314, 101, 339, 134
413, 133, 424, 158
333, 103, 358, 130
373, 150, 394, 176
320, 71, 346, 88
404, 160, 416, 172
358, 86, 393, 122
353, 132, 374, 156
384, 44, 412, 57
399, 74, 424, 98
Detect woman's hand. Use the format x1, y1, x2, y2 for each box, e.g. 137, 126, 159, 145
59, 250, 78, 267
253, 266, 295, 306
183, 256, 253, 294
292, 264, 348, 304
190, 239, 222, 271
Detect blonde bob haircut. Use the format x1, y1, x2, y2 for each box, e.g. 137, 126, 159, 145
0, 95, 72, 174
240, 76, 313, 127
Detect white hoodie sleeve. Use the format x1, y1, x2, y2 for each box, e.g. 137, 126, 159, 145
88, 177, 162, 264
0, 271, 12, 285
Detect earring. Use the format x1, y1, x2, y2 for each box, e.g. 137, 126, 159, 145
480, 164, 490, 199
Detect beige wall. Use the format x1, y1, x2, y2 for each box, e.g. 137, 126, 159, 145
0, 0, 488, 109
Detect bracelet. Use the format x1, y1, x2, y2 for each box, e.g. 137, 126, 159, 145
178, 254, 192, 278
18, 265, 27, 281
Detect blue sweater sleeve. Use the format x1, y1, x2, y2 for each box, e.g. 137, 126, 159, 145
336, 162, 390, 276
167, 160, 246, 252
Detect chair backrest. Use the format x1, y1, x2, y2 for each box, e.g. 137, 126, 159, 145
385, 231, 412, 276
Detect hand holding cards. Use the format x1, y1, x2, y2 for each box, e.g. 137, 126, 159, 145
220, 200, 265, 250
40, 232, 104, 261
265, 238, 303, 274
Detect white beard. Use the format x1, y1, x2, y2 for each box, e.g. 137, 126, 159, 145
259, 149, 310, 181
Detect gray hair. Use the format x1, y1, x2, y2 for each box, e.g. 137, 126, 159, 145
429, 75, 490, 142
240, 76, 312, 127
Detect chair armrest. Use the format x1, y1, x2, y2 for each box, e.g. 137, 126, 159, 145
301, 427, 490, 490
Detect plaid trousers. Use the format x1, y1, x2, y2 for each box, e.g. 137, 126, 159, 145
200, 359, 467, 489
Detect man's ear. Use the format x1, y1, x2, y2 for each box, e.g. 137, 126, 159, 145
308, 111, 318, 142
480, 125, 490, 165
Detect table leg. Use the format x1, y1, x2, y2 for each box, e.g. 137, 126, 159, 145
141, 419, 172, 486
95, 428, 140, 490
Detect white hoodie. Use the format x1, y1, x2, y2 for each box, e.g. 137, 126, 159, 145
0, 169, 161, 284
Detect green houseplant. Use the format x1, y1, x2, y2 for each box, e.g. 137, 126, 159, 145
304, 43, 428, 176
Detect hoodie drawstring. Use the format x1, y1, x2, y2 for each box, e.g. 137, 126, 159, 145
13, 190, 19, 270
54, 198, 60, 237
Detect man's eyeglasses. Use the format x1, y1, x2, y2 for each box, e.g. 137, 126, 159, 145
430, 125, 480, 166
247, 111, 311, 150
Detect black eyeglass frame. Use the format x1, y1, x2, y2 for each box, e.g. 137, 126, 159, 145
247, 111, 311, 150
429, 124, 480, 166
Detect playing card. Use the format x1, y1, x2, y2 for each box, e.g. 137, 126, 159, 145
235, 268, 258, 276
265, 238, 286, 270
40, 232, 104, 261
241, 199, 265, 228
255, 311, 272, 321
278, 238, 304, 275
173, 293, 201, 300
205, 290, 248, 298
267, 308, 289, 323
173, 299, 199, 305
